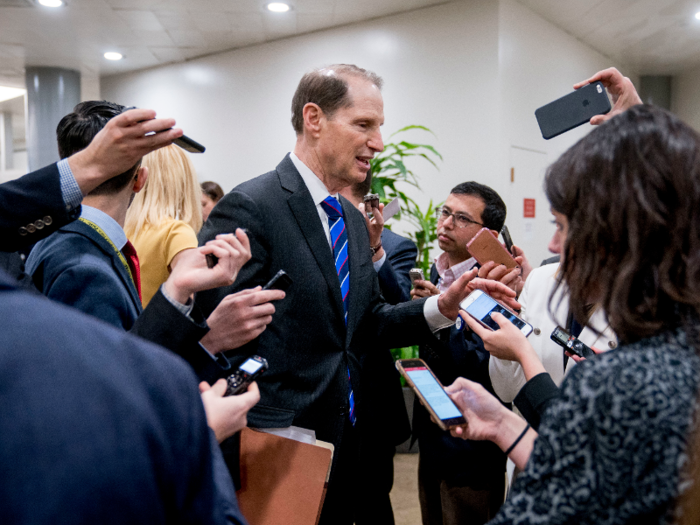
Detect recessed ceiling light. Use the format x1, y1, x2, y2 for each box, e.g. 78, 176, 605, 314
104, 52, 123, 61
0, 86, 26, 103
695, 11, 700, 20
38, 0, 63, 7
267, 2, 290, 12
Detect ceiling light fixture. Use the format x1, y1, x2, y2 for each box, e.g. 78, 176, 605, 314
267, 2, 290, 12
695, 11, 700, 20
0, 86, 27, 103
104, 52, 123, 61
38, 0, 63, 7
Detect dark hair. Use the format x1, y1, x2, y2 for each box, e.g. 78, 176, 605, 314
201, 181, 224, 202
291, 64, 383, 135
56, 100, 139, 196
545, 104, 700, 344
450, 181, 506, 232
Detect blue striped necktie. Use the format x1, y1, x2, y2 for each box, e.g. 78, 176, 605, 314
320, 195, 355, 425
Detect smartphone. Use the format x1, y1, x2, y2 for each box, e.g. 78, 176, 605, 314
466, 228, 518, 269
409, 268, 425, 285
550, 326, 595, 358
501, 225, 514, 256
262, 269, 292, 291
535, 81, 611, 140
225, 355, 268, 396
460, 289, 533, 336
173, 134, 206, 153
395, 359, 466, 431
363, 193, 380, 219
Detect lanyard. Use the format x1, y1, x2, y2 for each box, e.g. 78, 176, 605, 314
78, 218, 137, 290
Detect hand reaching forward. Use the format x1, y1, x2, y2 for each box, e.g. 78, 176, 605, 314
164, 230, 251, 304
437, 269, 520, 321
574, 67, 642, 125
444, 378, 509, 442
199, 380, 260, 443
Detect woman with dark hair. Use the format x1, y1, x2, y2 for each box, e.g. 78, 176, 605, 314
445, 104, 700, 525
201, 181, 224, 222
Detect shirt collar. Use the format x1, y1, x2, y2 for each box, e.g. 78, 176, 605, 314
290, 152, 339, 203
80, 205, 127, 251
435, 252, 478, 279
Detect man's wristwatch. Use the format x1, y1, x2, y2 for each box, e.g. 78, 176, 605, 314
370, 241, 382, 257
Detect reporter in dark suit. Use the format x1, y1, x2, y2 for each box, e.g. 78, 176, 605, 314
340, 175, 417, 524
197, 65, 499, 525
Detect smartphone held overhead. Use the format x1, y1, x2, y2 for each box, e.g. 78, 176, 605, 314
535, 81, 611, 140
396, 359, 466, 431
460, 289, 533, 337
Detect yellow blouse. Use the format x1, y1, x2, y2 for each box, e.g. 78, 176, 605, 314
129, 219, 198, 307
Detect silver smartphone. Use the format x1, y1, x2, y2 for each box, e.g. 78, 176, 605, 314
460, 289, 533, 336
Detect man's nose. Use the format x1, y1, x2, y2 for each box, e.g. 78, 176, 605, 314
369, 130, 384, 153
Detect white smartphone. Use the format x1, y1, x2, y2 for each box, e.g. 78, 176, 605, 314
460, 289, 533, 337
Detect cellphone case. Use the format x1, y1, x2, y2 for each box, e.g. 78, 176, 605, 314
467, 228, 517, 269
395, 359, 465, 431
535, 81, 611, 140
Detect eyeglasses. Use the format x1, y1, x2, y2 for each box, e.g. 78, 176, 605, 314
435, 206, 484, 229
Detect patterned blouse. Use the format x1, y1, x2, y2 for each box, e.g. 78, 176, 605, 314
490, 326, 700, 525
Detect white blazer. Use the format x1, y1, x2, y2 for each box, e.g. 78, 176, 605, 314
489, 263, 618, 403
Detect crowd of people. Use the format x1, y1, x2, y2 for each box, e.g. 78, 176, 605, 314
1, 62, 698, 525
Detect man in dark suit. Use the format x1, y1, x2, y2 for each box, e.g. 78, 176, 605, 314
340, 174, 417, 524
0, 268, 246, 525
196, 64, 503, 525
411, 182, 518, 525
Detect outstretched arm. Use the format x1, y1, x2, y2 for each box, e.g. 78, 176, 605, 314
574, 67, 642, 125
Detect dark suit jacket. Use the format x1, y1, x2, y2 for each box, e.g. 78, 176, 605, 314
359, 228, 417, 447
414, 264, 507, 489
197, 155, 434, 457
26, 218, 142, 331
1, 163, 81, 253
0, 269, 245, 525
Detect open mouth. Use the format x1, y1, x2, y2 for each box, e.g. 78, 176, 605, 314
356, 157, 371, 170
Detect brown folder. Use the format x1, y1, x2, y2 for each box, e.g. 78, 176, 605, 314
237, 428, 334, 525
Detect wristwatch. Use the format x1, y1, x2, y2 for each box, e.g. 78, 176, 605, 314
370, 241, 382, 257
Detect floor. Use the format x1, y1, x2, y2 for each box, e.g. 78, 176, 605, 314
389, 453, 422, 525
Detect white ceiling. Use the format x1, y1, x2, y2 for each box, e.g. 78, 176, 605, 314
0, 0, 699, 92
0, 0, 449, 87
517, 0, 700, 75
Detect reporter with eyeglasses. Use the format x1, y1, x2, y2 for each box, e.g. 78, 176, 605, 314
409, 182, 517, 525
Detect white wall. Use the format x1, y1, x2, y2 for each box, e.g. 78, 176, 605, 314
672, 65, 700, 133
102, 0, 634, 263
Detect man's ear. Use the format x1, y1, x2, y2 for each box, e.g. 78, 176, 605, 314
133, 166, 148, 193
490, 229, 500, 238
302, 102, 324, 138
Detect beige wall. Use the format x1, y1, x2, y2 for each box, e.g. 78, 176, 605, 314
672, 65, 700, 133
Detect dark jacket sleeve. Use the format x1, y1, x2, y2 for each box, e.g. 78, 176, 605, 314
0, 164, 81, 252
513, 372, 560, 431
376, 230, 418, 305
131, 288, 232, 384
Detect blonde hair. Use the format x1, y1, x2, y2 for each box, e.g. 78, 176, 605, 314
125, 144, 203, 238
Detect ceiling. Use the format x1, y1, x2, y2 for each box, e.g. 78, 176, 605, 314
518, 0, 700, 75
0, 0, 699, 92
0, 0, 450, 88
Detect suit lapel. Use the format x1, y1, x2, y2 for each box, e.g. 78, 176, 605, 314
66, 220, 143, 314
278, 156, 345, 321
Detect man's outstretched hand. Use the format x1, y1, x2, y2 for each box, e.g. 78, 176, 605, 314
437, 268, 520, 321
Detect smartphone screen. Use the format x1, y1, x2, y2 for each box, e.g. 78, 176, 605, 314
404, 366, 463, 421
462, 291, 532, 335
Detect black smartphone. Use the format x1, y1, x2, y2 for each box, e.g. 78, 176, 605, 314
225, 355, 268, 396
535, 81, 611, 140
550, 326, 595, 358
173, 134, 206, 153
501, 225, 514, 256
396, 359, 466, 431
262, 269, 292, 291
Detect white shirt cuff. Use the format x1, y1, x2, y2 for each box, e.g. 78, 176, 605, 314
372, 252, 387, 272
423, 295, 454, 332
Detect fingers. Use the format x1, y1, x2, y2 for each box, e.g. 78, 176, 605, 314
211, 378, 228, 396
565, 351, 584, 363
234, 228, 251, 254
238, 381, 261, 408
199, 381, 211, 393
461, 310, 490, 339
477, 261, 497, 278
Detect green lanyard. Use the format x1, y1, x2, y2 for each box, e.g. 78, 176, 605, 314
78, 218, 138, 290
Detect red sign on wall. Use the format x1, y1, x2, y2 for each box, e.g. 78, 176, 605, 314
523, 198, 536, 218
